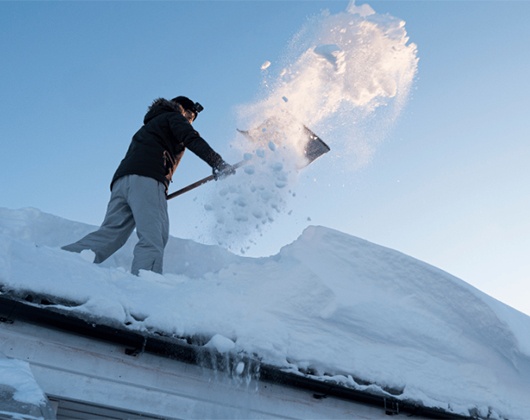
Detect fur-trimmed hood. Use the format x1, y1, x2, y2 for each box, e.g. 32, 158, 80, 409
144, 98, 182, 125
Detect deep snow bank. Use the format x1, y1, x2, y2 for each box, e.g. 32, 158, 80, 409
1, 207, 529, 419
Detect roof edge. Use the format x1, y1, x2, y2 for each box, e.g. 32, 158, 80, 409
0, 291, 472, 420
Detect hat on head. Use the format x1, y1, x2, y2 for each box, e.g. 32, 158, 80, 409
171, 96, 204, 119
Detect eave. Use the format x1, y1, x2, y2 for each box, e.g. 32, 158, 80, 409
0, 291, 471, 419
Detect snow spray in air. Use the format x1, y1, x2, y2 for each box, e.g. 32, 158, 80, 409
208, 1, 418, 252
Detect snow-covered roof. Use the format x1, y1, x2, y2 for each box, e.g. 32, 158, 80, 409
1, 207, 529, 419
1, 291, 460, 419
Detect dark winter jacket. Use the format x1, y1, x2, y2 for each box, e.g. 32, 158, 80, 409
111, 99, 224, 191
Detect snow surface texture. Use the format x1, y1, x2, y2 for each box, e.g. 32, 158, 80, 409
205, 1, 418, 251
0, 358, 46, 406
1, 207, 530, 419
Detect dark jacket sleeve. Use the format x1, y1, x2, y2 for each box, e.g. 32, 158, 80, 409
185, 137, 224, 168
169, 114, 224, 168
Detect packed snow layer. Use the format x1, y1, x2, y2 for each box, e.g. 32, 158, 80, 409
1, 207, 530, 419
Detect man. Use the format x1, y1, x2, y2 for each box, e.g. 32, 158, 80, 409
62, 96, 234, 275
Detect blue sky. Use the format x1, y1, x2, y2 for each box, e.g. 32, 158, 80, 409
1, 1, 529, 316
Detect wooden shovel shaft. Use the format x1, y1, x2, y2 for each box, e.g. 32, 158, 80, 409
166, 160, 247, 200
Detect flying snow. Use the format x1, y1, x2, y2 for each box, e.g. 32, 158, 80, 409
260, 60, 271, 70
206, 1, 418, 253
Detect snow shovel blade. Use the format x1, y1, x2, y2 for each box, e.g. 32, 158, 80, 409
301, 126, 331, 165
237, 117, 330, 167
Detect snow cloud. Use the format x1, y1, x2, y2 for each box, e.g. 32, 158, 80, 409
208, 1, 418, 252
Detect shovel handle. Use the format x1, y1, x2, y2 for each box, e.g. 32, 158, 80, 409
166, 160, 247, 200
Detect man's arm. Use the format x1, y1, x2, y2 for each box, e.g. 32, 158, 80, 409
169, 113, 233, 176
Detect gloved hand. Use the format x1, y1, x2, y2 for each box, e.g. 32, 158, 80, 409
212, 161, 236, 180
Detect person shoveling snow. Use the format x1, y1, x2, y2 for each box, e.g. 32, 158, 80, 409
62, 96, 235, 275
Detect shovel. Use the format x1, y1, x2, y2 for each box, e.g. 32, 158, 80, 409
166, 119, 329, 200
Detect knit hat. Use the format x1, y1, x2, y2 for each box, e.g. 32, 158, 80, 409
171, 96, 194, 110
171, 96, 204, 117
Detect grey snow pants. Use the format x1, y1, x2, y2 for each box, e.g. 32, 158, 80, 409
62, 175, 169, 275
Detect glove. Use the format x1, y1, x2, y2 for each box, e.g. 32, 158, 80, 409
212, 161, 236, 180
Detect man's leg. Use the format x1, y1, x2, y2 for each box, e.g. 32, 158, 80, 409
62, 177, 136, 263
127, 175, 169, 275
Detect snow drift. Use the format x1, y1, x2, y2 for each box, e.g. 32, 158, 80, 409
1, 207, 529, 419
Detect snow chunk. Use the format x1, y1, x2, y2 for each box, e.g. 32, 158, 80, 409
205, 334, 236, 353
346, 0, 375, 17
80, 249, 95, 263
0, 357, 47, 405
313, 44, 346, 73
